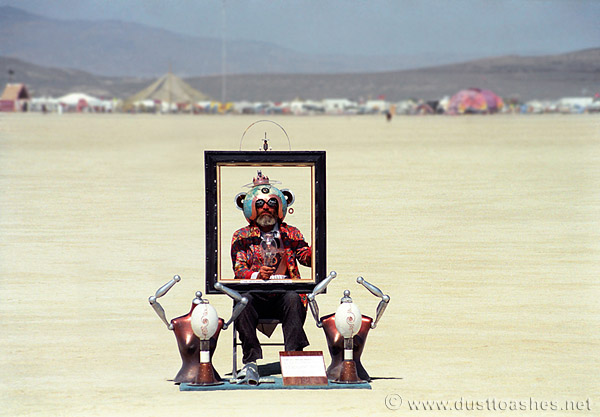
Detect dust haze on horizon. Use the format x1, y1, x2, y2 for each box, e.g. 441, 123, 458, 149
2, 0, 599, 65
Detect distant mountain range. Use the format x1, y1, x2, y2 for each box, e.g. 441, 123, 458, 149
1, 5, 598, 102
184, 49, 600, 102
1, 48, 598, 102
0, 5, 477, 77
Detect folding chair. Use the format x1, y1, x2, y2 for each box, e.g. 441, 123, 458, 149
231, 317, 285, 378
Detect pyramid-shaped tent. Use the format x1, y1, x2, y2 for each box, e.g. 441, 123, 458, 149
124, 72, 211, 111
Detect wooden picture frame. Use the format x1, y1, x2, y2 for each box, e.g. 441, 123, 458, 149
204, 150, 326, 294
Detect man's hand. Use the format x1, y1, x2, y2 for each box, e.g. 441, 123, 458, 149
257, 266, 275, 280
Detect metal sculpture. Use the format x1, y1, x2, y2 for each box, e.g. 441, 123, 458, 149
308, 274, 390, 382
149, 276, 247, 384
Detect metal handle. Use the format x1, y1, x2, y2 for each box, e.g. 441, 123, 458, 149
215, 282, 248, 330
148, 275, 181, 330
312, 270, 337, 296
155, 275, 181, 298
356, 276, 390, 329
308, 271, 337, 327
356, 276, 384, 298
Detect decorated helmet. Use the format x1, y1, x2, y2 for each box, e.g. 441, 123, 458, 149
235, 171, 295, 223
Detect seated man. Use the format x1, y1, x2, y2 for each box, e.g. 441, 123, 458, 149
231, 171, 311, 378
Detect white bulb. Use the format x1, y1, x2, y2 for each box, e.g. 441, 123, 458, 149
334, 302, 361, 338
191, 303, 219, 340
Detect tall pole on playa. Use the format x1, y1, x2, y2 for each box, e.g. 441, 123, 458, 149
168, 62, 172, 113
221, 0, 227, 103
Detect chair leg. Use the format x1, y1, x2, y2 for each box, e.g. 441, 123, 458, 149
232, 320, 237, 379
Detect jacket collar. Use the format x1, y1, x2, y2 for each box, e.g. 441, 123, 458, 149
248, 222, 288, 237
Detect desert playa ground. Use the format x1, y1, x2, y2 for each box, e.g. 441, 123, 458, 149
1, 113, 598, 416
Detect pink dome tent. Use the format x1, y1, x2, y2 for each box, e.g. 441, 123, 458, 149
447, 88, 503, 114
480, 89, 504, 113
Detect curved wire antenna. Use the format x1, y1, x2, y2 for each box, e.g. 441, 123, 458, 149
239, 119, 291, 151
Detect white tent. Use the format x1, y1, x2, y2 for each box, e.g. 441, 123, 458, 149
58, 93, 103, 107
57, 93, 115, 112
323, 98, 357, 114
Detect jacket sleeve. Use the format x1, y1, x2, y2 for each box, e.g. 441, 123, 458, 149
295, 244, 312, 267
231, 232, 254, 279
285, 225, 312, 267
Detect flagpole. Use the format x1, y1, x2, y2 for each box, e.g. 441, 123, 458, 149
221, 0, 227, 103
168, 62, 172, 113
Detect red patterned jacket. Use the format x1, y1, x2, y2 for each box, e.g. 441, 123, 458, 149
230, 222, 312, 280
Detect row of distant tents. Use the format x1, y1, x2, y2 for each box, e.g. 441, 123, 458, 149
0, 72, 209, 113
2, 72, 599, 115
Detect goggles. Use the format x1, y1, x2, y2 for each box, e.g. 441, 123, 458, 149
255, 198, 279, 209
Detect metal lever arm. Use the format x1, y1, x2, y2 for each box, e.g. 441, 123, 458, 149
215, 282, 248, 330
308, 271, 337, 328
356, 276, 390, 329
148, 275, 181, 330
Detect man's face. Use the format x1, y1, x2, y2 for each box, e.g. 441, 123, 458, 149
255, 197, 278, 227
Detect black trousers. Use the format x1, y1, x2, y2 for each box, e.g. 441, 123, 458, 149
235, 291, 309, 364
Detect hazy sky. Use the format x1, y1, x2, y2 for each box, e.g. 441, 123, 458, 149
3, 0, 599, 58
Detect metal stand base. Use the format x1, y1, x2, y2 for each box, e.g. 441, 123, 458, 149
332, 360, 367, 384
190, 362, 224, 386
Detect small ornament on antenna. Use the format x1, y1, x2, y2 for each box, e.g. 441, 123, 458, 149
261, 132, 272, 151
